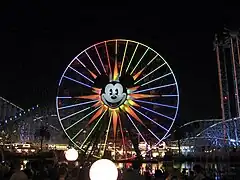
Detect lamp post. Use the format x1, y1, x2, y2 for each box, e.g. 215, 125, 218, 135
89, 159, 118, 180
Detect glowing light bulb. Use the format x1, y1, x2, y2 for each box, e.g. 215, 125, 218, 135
89, 159, 118, 180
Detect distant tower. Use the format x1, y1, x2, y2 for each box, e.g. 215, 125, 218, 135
214, 28, 240, 144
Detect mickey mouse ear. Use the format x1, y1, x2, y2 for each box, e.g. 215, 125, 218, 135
119, 74, 134, 88
94, 74, 109, 88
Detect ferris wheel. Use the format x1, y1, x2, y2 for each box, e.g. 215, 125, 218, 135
56, 39, 179, 160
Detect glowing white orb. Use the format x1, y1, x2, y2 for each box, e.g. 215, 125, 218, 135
89, 159, 118, 180
64, 148, 78, 161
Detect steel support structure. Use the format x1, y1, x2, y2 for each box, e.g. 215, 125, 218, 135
215, 29, 240, 144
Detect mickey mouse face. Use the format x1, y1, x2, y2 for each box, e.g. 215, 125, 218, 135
101, 82, 127, 108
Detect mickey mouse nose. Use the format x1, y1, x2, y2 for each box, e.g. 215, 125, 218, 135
111, 96, 117, 99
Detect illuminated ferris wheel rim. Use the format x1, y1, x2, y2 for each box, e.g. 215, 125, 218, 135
58, 39, 179, 88
56, 39, 180, 159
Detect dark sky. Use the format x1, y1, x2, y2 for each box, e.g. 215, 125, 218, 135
0, 3, 239, 124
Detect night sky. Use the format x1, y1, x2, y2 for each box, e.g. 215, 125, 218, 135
0, 3, 239, 124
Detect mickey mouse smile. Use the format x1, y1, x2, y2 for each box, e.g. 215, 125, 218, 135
101, 82, 127, 108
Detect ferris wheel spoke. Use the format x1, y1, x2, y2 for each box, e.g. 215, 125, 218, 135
94, 45, 107, 74
125, 43, 139, 73
104, 41, 112, 75
63, 76, 92, 89
57, 96, 72, 99
58, 100, 98, 110
80, 109, 107, 149
57, 39, 179, 161
85, 50, 101, 75
140, 105, 174, 121
65, 106, 101, 131
118, 117, 127, 158
130, 47, 149, 75
133, 83, 176, 94
148, 128, 161, 142
129, 94, 159, 99
134, 62, 166, 85
69, 66, 94, 84
127, 114, 147, 144
115, 40, 118, 61
134, 99, 177, 109
131, 106, 168, 132
140, 72, 172, 87
60, 106, 92, 121
71, 128, 84, 141
120, 40, 128, 76
132, 54, 159, 81
75, 57, 97, 79
162, 94, 179, 97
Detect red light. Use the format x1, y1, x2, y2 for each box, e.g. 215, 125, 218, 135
224, 96, 228, 100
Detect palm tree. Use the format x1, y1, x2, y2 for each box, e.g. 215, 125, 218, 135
35, 126, 51, 150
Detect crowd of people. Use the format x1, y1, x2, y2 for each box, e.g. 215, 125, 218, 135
0, 158, 232, 180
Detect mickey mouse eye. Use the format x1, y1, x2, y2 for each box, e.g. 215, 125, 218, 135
115, 89, 118, 95
109, 89, 113, 95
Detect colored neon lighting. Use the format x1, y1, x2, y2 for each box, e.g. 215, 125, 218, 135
141, 106, 174, 121
132, 54, 158, 82
123, 105, 144, 125
75, 95, 99, 100
134, 99, 177, 109
69, 66, 94, 83
127, 114, 147, 144
133, 83, 176, 94
120, 40, 128, 76
75, 57, 97, 79
80, 109, 107, 149
113, 59, 119, 81
60, 106, 92, 121
57, 96, 72, 99
133, 69, 144, 80
87, 106, 106, 125
112, 110, 118, 138
94, 45, 107, 74
65, 106, 101, 131
105, 41, 112, 75
131, 106, 168, 131
130, 47, 149, 75
162, 94, 178, 97
134, 63, 166, 85
56, 39, 180, 160
140, 72, 172, 87
85, 50, 101, 75
71, 129, 84, 141
63, 76, 92, 88
129, 94, 159, 99
58, 100, 98, 110
125, 43, 139, 73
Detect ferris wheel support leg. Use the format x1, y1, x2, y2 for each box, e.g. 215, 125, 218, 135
215, 36, 227, 144
126, 126, 142, 162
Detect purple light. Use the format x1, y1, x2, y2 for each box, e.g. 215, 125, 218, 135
134, 99, 177, 109
131, 106, 168, 131
63, 76, 92, 88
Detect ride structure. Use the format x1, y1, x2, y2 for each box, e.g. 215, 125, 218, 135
214, 28, 240, 146
56, 39, 180, 161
